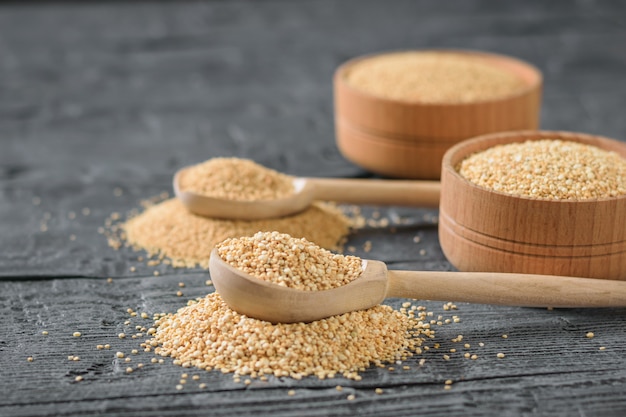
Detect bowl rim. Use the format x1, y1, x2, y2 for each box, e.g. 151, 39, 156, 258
335, 48, 543, 107
442, 129, 626, 205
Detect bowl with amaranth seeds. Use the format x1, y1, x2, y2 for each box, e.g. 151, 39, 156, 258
439, 130, 626, 280
334, 49, 542, 179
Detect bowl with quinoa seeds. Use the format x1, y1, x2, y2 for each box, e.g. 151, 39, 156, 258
439, 130, 626, 280
334, 50, 542, 179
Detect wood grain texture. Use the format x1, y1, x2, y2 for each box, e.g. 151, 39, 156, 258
2, 276, 626, 417
2, 0, 626, 416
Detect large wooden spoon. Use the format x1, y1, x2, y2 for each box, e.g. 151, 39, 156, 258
209, 248, 626, 323
173, 168, 440, 220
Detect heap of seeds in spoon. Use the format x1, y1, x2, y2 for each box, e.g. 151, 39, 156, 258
216, 231, 362, 290
151, 232, 432, 380
177, 157, 295, 200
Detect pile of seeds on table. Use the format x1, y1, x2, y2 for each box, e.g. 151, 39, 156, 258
457, 139, 626, 200
151, 292, 430, 380
152, 232, 431, 380
345, 51, 527, 103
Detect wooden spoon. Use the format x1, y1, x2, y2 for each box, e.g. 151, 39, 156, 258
209, 248, 626, 323
173, 167, 440, 220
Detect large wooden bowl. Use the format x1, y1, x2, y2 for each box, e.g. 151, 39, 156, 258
334, 49, 542, 179
439, 130, 626, 280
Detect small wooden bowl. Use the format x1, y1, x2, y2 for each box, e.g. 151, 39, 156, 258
439, 130, 626, 280
334, 49, 542, 179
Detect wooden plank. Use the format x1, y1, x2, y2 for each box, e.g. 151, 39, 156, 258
2, 276, 626, 416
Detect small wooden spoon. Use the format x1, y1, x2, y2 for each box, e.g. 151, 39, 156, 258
209, 248, 626, 323
173, 167, 440, 220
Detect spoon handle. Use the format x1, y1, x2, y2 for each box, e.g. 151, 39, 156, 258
386, 270, 626, 307
306, 178, 440, 208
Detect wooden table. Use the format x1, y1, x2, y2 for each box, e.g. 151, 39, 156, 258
2, 1, 626, 416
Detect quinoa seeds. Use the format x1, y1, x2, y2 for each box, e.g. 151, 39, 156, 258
457, 139, 626, 200
117, 198, 353, 268
151, 292, 427, 380
216, 231, 362, 291
178, 158, 294, 201
345, 51, 527, 103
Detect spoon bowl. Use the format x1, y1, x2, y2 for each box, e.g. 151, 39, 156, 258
209, 248, 626, 323
174, 168, 315, 220
174, 166, 440, 220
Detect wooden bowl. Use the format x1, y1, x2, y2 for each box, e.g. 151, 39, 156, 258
439, 130, 626, 280
334, 49, 543, 179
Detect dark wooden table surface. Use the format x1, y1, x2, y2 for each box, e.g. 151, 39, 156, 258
2, 1, 626, 416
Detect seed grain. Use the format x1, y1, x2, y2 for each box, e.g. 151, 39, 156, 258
458, 139, 626, 200
178, 158, 294, 201
346, 51, 527, 103
216, 231, 362, 291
